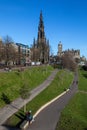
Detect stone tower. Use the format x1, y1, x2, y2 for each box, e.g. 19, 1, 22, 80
36, 11, 49, 63
58, 41, 62, 57
37, 11, 46, 46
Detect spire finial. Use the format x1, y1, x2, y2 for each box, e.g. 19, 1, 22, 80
40, 10, 43, 19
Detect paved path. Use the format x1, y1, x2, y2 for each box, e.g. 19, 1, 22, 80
0, 69, 58, 130
26, 73, 78, 130
0, 71, 78, 130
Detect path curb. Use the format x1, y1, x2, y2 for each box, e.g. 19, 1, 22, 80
19, 89, 69, 130
33, 89, 69, 118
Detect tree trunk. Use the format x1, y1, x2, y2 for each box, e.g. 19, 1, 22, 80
24, 100, 26, 113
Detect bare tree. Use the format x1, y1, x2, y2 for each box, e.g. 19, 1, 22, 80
0, 40, 4, 62
3, 35, 16, 66
31, 47, 40, 62
61, 51, 77, 71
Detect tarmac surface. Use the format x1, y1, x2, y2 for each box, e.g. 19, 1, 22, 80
0, 70, 78, 130
26, 73, 78, 130
0, 69, 58, 130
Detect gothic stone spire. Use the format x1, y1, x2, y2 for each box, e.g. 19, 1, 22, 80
37, 11, 45, 43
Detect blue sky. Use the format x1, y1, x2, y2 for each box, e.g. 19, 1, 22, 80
0, 0, 87, 58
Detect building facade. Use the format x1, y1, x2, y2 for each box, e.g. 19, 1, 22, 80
57, 42, 80, 60
57, 41, 62, 57
15, 43, 31, 65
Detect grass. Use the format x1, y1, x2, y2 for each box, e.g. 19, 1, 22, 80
78, 69, 87, 91
56, 93, 87, 130
5, 69, 74, 127
0, 65, 53, 108
56, 68, 87, 130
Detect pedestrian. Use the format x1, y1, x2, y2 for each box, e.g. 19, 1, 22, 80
76, 81, 78, 84
26, 110, 34, 124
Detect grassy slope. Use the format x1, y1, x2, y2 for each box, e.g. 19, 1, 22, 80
5, 69, 73, 127
56, 69, 87, 130
78, 69, 87, 91
0, 66, 53, 108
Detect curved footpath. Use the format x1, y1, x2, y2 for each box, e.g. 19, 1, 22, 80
26, 73, 78, 130
0, 69, 58, 130
0, 70, 78, 130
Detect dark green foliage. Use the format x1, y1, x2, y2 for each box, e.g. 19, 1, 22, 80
1, 92, 11, 104
20, 82, 30, 99
64, 88, 67, 91
82, 65, 87, 71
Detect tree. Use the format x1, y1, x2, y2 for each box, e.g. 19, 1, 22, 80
3, 35, 16, 66
61, 51, 77, 72
0, 39, 4, 62
31, 47, 40, 62
20, 82, 30, 112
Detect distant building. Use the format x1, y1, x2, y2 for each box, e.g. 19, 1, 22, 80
15, 43, 31, 65
81, 56, 86, 61
79, 56, 86, 66
57, 41, 63, 57
11, 43, 31, 65
57, 42, 80, 60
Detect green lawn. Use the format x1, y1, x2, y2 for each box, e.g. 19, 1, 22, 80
0, 65, 53, 108
78, 69, 87, 91
5, 69, 73, 127
56, 93, 87, 130
56, 69, 87, 130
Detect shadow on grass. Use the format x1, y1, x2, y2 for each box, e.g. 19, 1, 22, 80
1, 92, 11, 104
15, 111, 26, 128
3, 110, 25, 129
83, 74, 87, 78
15, 111, 25, 121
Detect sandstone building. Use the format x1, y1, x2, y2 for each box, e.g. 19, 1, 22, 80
31, 11, 50, 64
58, 41, 80, 60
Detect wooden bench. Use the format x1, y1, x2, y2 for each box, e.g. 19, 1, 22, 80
20, 120, 29, 129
